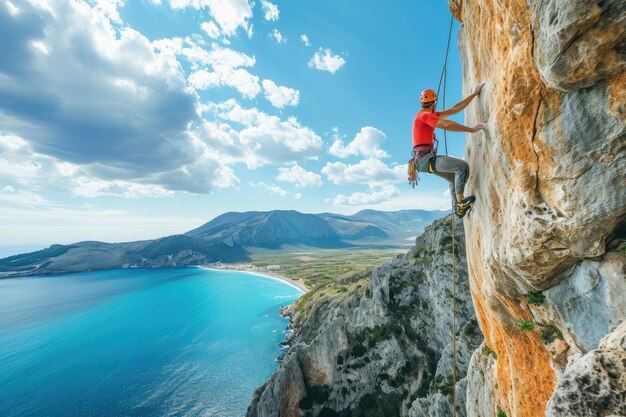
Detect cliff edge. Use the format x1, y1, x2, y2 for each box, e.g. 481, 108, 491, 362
247, 217, 482, 417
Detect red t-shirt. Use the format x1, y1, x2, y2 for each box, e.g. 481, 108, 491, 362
412, 111, 440, 147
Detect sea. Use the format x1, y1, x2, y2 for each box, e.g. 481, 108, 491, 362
0, 267, 303, 417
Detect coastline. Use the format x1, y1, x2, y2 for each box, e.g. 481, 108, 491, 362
199, 265, 308, 294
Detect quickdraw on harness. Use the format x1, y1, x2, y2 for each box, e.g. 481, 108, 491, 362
407, 138, 438, 188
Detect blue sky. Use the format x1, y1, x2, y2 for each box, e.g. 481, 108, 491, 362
0, 0, 474, 249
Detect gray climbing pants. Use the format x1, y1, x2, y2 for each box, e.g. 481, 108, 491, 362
432, 155, 469, 200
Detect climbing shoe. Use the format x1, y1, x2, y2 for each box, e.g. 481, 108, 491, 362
455, 196, 475, 218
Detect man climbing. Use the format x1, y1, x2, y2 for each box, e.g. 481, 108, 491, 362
412, 83, 485, 218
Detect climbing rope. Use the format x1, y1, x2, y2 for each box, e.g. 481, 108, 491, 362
437, 14, 454, 157
437, 12, 458, 417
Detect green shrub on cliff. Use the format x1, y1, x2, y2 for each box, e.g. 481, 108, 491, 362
482, 344, 497, 359
525, 290, 545, 306
538, 324, 563, 344
514, 319, 535, 331
369, 322, 403, 344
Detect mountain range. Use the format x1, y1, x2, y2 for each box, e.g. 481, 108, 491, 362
0, 209, 446, 277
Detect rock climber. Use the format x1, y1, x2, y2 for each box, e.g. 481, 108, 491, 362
412, 83, 485, 218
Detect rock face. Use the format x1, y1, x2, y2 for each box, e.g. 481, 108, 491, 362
546, 322, 626, 417
247, 216, 483, 417
450, 0, 626, 415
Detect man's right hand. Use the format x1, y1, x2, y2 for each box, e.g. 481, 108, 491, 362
473, 83, 485, 96
472, 123, 485, 132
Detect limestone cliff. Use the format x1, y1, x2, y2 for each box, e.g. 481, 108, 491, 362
450, 0, 626, 416
247, 216, 482, 417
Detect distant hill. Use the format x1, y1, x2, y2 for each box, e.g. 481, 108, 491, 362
0, 236, 246, 278
186, 210, 347, 249
0, 209, 446, 278
187, 209, 446, 248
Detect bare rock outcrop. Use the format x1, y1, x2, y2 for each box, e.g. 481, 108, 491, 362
451, 0, 626, 415
247, 217, 482, 417
546, 322, 626, 417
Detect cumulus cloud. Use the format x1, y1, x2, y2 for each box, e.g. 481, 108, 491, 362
329, 126, 389, 159
321, 158, 404, 186
251, 182, 287, 197
269, 28, 286, 44
155, 38, 262, 98
0, 1, 329, 200
276, 165, 323, 188
0, 2, 195, 170
189, 68, 260, 98
300, 34, 311, 46
0, 133, 238, 198
201, 21, 221, 38
308, 48, 345, 73
199, 100, 323, 168
71, 178, 175, 199
331, 185, 400, 206
0, 3, 240, 196
94, 0, 125, 24
262, 79, 299, 108
260, 0, 279, 21
169, 0, 253, 37
154, 39, 256, 69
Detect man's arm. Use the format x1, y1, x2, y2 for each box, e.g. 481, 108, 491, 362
435, 119, 485, 133
439, 83, 484, 118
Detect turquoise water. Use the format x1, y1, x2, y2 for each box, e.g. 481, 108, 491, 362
0, 267, 302, 417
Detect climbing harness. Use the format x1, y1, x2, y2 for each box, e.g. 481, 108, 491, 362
407, 142, 439, 188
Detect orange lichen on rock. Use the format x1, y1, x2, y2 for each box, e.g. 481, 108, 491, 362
469, 252, 556, 417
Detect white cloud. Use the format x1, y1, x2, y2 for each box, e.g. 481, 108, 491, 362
308, 48, 345, 73
251, 182, 287, 197
0, 3, 246, 195
269, 28, 286, 44
5, 1, 19, 16
154, 38, 256, 69
294, 192, 302, 200
329, 126, 389, 159
300, 34, 310, 46
169, 0, 253, 37
199, 100, 323, 168
201, 21, 221, 38
322, 158, 404, 186
277, 165, 323, 188
0, 131, 238, 198
262, 79, 299, 108
94, 0, 125, 24
71, 178, 174, 199
332, 185, 400, 206
156, 39, 262, 99
189, 68, 260, 98
260, 0, 279, 21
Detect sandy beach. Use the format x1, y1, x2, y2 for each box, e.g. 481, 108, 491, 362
199, 265, 309, 293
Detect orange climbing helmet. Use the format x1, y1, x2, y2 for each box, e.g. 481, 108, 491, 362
420, 89, 438, 103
